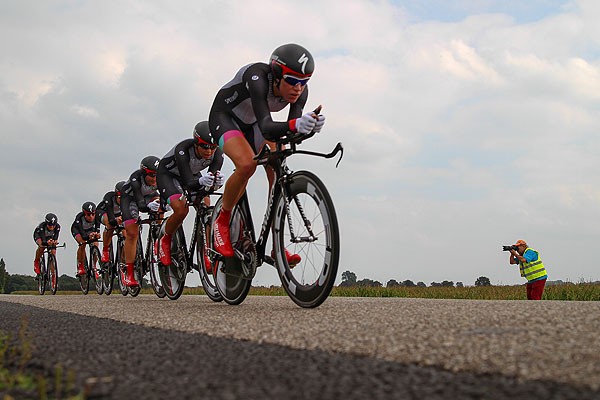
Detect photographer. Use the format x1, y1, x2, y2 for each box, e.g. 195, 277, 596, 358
504, 239, 548, 300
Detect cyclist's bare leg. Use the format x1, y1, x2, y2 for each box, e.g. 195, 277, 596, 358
124, 223, 139, 264
221, 136, 257, 211
165, 196, 188, 236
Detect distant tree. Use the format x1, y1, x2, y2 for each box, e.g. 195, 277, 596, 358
386, 279, 400, 287
57, 274, 82, 291
4, 274, 37, 293
456, 282, 464, 287
356, 278, 382, 287
0, 259, 6, 293
417, 282, 426, 287
441, 280, 454, 287
340, 270, 357, 287
475, 276, 491, 286
430, 282, 442, 287
402, 280, 416, 287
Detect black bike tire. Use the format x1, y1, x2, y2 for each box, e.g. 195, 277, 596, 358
128, 238, 144, 297
273, 171, 339, 308
102, 247, 115, 295
116, 239, 128, 296
147, 232, 166, 298
212, 198, 251, 306
38, 255, 46, 295
48, 253, 58, 295
91, 246, 104, 295
197, 208, 223, 302
159, 226, 187, 300
80, 253, 90, 295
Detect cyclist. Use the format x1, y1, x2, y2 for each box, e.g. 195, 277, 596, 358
156, 121, 226, 272
33, 213, 61, 276
208, 43, 325, 265
120, 156, 162, 287
97, 181, 125, 263
71, 202, 101, 277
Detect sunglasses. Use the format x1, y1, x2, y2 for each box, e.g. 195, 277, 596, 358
196, 142, 217, 150
283, 74, 309, 87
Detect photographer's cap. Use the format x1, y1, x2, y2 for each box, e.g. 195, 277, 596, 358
514, 239, 527, 247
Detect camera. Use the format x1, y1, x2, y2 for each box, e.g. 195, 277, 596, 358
502, 245, 518, 252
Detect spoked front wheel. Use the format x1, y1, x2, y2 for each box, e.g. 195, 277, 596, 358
128, 238, 144, 297
158, 225, 187, 300
273, 171, 339, 308
37, 256, 47, 295
79, 254, 90, 295
147, 233, 166, 298
48, 253, 58, 295
116, 240, 128, 296
211, 199, 252, 306
91, 246, 104, 295
197, 209, 223, 302
102, 247, 115, 295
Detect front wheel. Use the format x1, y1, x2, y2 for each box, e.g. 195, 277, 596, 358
102, 246, 115, 295
91, 246, 104, 295
273, 171, 339, 308
158, 224, 187, 300
116, 239, 128, 296
128, 238, 144, 297
147, 232, 166, 298
37, 255, 47, 295
48, 253, 58, 295
79, 253, 90, 295
197, 209, 223, 302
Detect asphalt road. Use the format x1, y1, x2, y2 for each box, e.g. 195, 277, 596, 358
1, 294, 599, 399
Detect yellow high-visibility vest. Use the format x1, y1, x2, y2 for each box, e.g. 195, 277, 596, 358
519, 247, 547, 281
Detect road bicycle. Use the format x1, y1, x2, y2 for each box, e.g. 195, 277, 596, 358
210, 126, 343, 308
156, 191, 222, 301
77, 236, 103, 295
37, 242, 65, 295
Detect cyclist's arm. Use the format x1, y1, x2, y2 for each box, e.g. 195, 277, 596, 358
130, 178, 147, 211
174, 141, 201, 191
52, 224, 61, 240
208, 149, 224, 175
71, 219, 85, 243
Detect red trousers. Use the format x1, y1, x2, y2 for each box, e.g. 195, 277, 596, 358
526, 278, 546, 300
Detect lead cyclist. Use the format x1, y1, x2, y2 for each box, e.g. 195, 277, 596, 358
208, 43, 326, 266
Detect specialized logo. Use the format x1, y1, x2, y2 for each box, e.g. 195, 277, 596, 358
252, 75, 259, 81
298, 53, 309, 74
154, 160, 159, 168
87, 204, 94, 212
179, 150, 185, 156
51, 217, 56, 223
224, 91, 238, 104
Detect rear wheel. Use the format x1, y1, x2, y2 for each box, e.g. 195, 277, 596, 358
91, 246, 103, 295
273, 171, 339, 308
48, 253, 58, 295
158, 225, 187, 300
37, 255, 47, 295
79, 253, 90, 295
212, 198, 252, 306
197, 208, 223, 302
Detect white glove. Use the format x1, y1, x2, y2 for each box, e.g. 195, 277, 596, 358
295, 113, 317, 134
147, 199, 160, 212
313, 114, 326, 133
214, 171, 226, 188
198, 172, 215, 188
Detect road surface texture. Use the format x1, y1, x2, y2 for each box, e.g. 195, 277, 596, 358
1, 295, 599, 399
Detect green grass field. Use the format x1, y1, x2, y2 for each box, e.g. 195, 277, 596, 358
11, 282, 600, 301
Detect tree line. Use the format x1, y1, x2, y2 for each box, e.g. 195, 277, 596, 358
339, 270, 492, 288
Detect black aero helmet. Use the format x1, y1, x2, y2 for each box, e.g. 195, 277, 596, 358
45, 213, 58, 225
82, 201, 96, 213
140, 155, 160, 175
114, 181, 126, 195
270, 43, 314, 81
193, 121, 215, 146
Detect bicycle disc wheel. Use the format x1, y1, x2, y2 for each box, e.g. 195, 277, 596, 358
212, 199, 251, 306
48, 253, 58, 295
91, 246, 104, 295
102, 247, 115, 295
116, 240, 128, 296
147, 233, 166, 298
273, 171, 339, 308
79, 254, 90, 295
38, 255, 46, 295
158, 226, 187, 300
128, 238, 143, 297
197, 209, 223, 302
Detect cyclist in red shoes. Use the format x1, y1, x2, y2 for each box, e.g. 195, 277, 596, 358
33, 213, 61, 276
71, 202, 101, 277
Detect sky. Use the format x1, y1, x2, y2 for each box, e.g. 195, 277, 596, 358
1, 0, 599, 288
